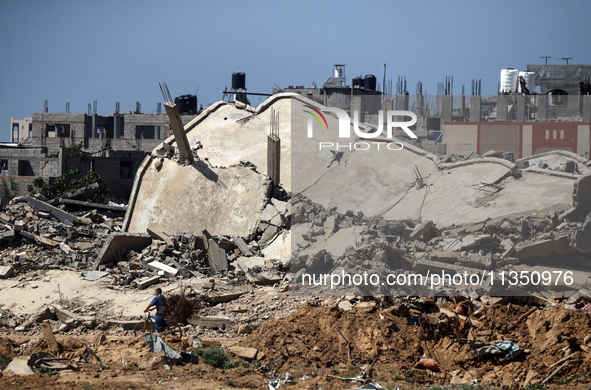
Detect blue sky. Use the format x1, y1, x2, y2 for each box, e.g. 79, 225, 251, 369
1, 0, 589, 141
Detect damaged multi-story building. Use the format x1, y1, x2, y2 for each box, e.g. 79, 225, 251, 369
3, 98, 198, 201
278, 64, 591, 159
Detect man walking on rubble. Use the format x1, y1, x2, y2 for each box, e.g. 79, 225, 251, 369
144, 288, 167, 332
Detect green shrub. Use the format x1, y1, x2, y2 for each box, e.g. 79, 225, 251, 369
196, 347, 237, 369
27, 169, 108, 203
0, 357, 11, 370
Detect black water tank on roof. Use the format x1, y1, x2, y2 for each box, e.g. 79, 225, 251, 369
186, 95, 197, 114
352, 77, 363, 87
174, 95, 186, 112
232, 72, 246, 90
364, 74, 377, 90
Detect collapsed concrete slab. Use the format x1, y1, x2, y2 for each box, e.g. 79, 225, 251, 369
125, 159, 270, 238
514, 236, 572, 260
289, 97, 579, 228
123, 95, 296, 240
93, 233, 152, 270
26, 196, 79, 225
206, 235, 228, 275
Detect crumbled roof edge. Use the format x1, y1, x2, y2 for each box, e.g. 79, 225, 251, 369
516, 149, 589, 165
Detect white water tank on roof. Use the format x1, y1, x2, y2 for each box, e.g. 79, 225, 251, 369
518, 71, 536, 93
500, 68, 519, 94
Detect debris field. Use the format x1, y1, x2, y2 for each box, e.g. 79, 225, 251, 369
1, 95, 591, 389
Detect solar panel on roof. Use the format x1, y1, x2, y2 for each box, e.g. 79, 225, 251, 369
322, 77, 344, 88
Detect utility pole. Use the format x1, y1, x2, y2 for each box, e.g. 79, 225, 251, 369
541, 56, 551, 65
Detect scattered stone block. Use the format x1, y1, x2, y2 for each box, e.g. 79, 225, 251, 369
514, 236, 571, 260
40, 321, 61, 354
355, 301, 377, 312
135, 275, 161, 290
237, 324, 253, 335
207, 237, 228, 275
227, 346, 258, 361
146, 261, 178, 278
189, 316, 234, 330
408, 220, 434, 241
3, 356, 35, 376
0, 265, 14, 279
430, 252, 462, 263
233, 236, 253, 256
94, 333, 106, 346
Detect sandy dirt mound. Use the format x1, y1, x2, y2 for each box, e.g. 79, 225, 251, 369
238, 302, 591, 388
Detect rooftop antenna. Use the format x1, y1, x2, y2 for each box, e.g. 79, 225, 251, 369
561, 57, 573, 65
383, 63, 386, 101
541, 56, 551, 65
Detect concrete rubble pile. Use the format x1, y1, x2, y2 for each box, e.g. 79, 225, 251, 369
0, 186, 296, 338
291, 189, 591, 300
0, 191, 293, 291
0, 195, 121, 278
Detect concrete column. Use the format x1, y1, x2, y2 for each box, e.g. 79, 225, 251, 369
267, 136, 280, 187
441, 96, 453, 122
497, 97, 508, 121
92, 114, 98, 138
415, 95, 424, 116
164, 103, 194, 163
83, 115, 90, 148
59, 145, 66, 175
469, 97, 481, 122
382, 99, 393, 127
516, 96, 526, 121
577, 125, 590, 156
583, 95, 591, 124
537, 95, 547, 119
395, 94, 409, 111
522, 125, 533, 158
114, 115, 120, 139
461, 95, 466, 119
